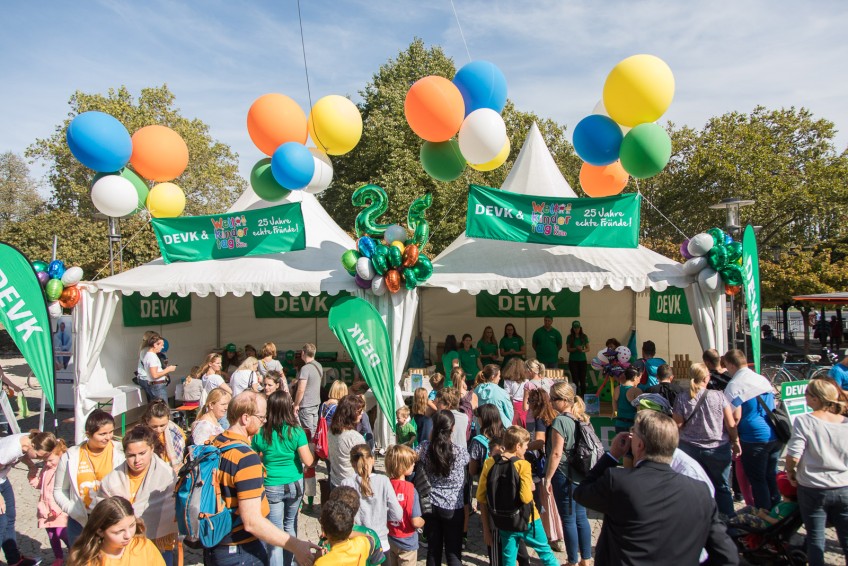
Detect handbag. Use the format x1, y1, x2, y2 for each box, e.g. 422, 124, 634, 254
314, 406, 330, 460
756, 395, 792, 443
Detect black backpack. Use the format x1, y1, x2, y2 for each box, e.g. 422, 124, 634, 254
565, 414, 605, 480
486, 455, 533, 532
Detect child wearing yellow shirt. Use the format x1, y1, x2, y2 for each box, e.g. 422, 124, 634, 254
315, 499, 379, 566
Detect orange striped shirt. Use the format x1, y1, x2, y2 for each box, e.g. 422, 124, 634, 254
212, 431, 270, 545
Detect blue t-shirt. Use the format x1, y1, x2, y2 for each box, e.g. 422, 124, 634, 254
828, 363, 848, 390
738, 393, 777, 443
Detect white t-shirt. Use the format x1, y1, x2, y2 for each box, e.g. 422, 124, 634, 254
199, 374, 226, 408
451, 410, 469, 447
0, 433, 25, 483
504, 379, 525, 402
230, 369, 257, 397
142, 351, 162, 380
136, 349, 148, 381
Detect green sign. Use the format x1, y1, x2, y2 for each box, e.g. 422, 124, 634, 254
253, 292, 351, 319
742, 225, 762, 374
151, 203, 306, 264
475, 289, 580, 318
781, 380, 812, 424
122, 293, 192, 327
466, 185, 641, 248
0, 243, 55, 411
589, 416, 617, 451
649, 287, 691, 325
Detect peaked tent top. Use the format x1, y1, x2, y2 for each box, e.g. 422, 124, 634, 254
500, 122, 578, 198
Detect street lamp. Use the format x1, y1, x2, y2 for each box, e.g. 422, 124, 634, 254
92, 213, 123, 276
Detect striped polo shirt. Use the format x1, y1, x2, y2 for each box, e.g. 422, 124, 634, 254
212, 430, 270, 545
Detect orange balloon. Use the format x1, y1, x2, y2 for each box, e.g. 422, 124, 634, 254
384, 269, 401, 293
404, 76, 465, 142
725, 284, 742, 296
247, 93, 308, 156
401, 244, 420, 267
58, 286, 81, 309
579, 161, 629, 198
130, 125, 189, 182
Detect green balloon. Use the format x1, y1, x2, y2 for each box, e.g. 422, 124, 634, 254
45, 278, 64, 301
619, 123, 672, 179
420, 141, 466, 182
413, 255, 434, 281
352, 184, 391, 238
707, 227, 726, 247
719, 264, 744, 286
707, 245, 729, 270
93, 167, 149, 213
403, 268, 419, 290
341, 249, 360, 275
251, 158, 292, 202
32, 260, 48, 273
371, 245, 389, 275
387, 245, 403, 269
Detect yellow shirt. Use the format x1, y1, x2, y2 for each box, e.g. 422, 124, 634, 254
127, 469, 148, 504
77, 444, 114, 509
476, 456, 540, 523
98, 536, 165, 565
315, 536, 374, 566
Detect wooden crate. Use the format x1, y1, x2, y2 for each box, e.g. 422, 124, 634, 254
671, 354, 692, 379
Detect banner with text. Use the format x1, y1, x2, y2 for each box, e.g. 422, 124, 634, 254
781, 380, 812, 425
151, 203, 306, 264
649, 287, 692, 325
742, 225, 762, 374
476, 289, 580, 318
122, 293, 192, 327
253, 292, 351, 319
466, 185, 640, 247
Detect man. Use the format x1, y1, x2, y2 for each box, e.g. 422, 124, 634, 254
573, 411, 738, 565
532, 316, 563, 369
207, 391, 318, 565
827, 349, 848, 391
830, 316, 843, 351
703, 348, 731, 391
632, 340, 667, 389
294, 343, 323, 436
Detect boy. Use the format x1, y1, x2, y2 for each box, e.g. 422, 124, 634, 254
319, 486, 385, 566
385, 445, 425, 566
477, 426, 559, 566
395, 406, 417, 447
646, 363, 677, 406
634, 340, 667, 389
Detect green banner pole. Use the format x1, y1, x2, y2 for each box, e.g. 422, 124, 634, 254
742, 225, 762, 374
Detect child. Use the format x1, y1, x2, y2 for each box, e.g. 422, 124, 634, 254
477, 426, 559, 566
317, 499, 377, 566
731, 471, 798, 529
340, 444, 403, 557
385, 445, 424, 566
435, 387, 468, 448
645, 363, 677, 406
30, 439, 69, 566
395, 406, 417, 447
322, 486, 385, 566
426, 372, 445, 415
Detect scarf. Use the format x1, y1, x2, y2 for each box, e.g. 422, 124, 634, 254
724, 367, 773, 407
162, 421, 186, 467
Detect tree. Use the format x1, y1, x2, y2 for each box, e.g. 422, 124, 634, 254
0, 151, 43, 228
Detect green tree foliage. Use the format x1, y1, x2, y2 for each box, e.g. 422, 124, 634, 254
0, 151, 43, 227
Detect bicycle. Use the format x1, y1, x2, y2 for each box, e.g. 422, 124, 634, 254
761, 352, 832, 388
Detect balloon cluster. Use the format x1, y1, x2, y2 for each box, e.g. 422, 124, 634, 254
591, 346, 632, 377
575, 55, 675, 198
31, 260, 83, 316
680, 228, 744, 296
341, 185, 434, 294
405, 61, 510, 182
67, 112, 189, 218
247, 93, 362, 201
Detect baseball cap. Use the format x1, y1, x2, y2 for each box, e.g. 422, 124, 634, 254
572, 320, 581, 328
224, 343, 237, 353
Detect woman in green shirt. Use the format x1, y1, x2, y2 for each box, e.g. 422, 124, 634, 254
458, 333, 483, 385
566, 320, 590, 397
252, 391, 315, 566
477, 326, 500, 367
499, 322, 526, 369
441, 334, 460, 385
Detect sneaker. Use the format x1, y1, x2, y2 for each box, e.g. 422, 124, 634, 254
12, 558, 43, 566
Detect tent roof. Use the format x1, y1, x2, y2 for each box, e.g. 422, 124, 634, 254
425, 123, 692, 294
93, 190, 358, 297
792, 292, 848, 304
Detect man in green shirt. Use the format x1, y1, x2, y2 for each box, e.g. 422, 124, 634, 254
532, 316, 563, 368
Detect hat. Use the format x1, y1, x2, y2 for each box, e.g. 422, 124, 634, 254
572, 320, 581, 328
224, 343, 237, 353
776, 471, 797, 498
632, 393, 673, 416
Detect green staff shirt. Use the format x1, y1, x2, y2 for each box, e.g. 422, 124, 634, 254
442, 350, 460, 384
477, 340, 499, 365
251, 424, 307, 486
499, 336, 525, 368
458, 347, 482, 379
567, 334, 589, 362
532, 327, 563, 366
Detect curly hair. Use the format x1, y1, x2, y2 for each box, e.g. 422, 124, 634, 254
330, 394, 365, 435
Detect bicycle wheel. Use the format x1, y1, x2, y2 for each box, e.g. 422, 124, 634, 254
770, 368, 795, 389
808, 367, 831, 380
760, 364, 781, 382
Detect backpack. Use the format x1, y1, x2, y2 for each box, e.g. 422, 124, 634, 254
564, 414, 605, 480
175, 440, 247, 548
314, 404, 332, 459
486, 455, 533, 532
472, 434, 490, 460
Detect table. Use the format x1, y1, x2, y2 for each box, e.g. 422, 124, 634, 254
86, 385, 144, 436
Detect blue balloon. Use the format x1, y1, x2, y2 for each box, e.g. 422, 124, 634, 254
47, 260, 66, 280
66, 111, 132, 172
162, 338, 170, 352
572, 114, 624, 166
453, 60, 508, 116
271, 142, 315, 190
358, 236, 377, 258
724, 234, 734, 245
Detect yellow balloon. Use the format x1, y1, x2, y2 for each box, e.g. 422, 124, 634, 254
469, 138, 510, 171
307, 95, 363, 156
603, 54, 674, 127
391, 241, 405, 254
147, 182, 186, 218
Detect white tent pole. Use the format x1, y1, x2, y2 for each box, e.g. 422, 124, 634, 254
216, 296, 221, 349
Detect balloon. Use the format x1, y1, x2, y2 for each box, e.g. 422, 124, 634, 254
271, 142, 314, 190
591, 357, 604, 371
371, 276, 387, 296
45, 279, 64, 301
387, 245, 403, 269
682, 256, 709, 275
420, 140, 466, 182
726, 242, 743, 263
452, 60, 508, 115
719, 264, 744, 286
383, 225, 408, 246
597, 350, 609, 364
458, 108, 507, 164
355, 257, 376, 281
619, 123, 672, 179
687, 233, 714, 257
130, 125, 189, 182
403, 268, 419, 290
402, 243, 420, 267
250, 158, 291, 202
725, 284, 742, 296
469, 138, 510, 172
680, 239, 693, 260
404, 76, 465, 142
390, 241, 405, 254
615, 346, 632, 363
31, 260, 48, 273
93, 168, 149, 213
724, 234, 734, 245
412, 255, 433, 281
162, 339, 169, 352
59, 285, 81, 309
698, 268, 721, 293
47, 260, 66, 279
47, 301, 63, 320
146, 182, 186, 218
407, 193, 432, 248
354, 274, 371, 289
592, 99, 632, 135
371, 246, 389, 275
579, 161, 629, 198
573, 115, 624, 166
66, 111, 132, 172
384, 269, 401, 293
307, 95, 362, 155
61, 266, 84, 286
707, 245, 729, 270
36, 271, 50, 287
352, 184, 390, 238
341, 249, 360, 275
357, 236, 377, 258
90, 174, 139, 217
707, 228, 726, 247
603, 54, 675, 127
304, 149, 333, 194
247, 93, 308, 156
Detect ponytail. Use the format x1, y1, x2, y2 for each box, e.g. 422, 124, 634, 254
349, 444, 373, 498
689, 363, 709, 400
427, 410, 456, 477
571, 396, 589, 423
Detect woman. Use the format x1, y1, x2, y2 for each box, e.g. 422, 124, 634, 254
252, 391, 314, 566
565, 321, 589, 397
613, 367, 641, 434
134, 331, 156, 384
523, 359, 553, 413
671, 363, 740, 518
55, 410, 126, 547
327, 394, 367, 487
458, 334, 483, 386
179, 366, 203, 409
477, 326, 500, 367
191, 388, 232, 446
258, 343, 289, 394
542, 382, 592, 566
67, 495, 164, 566
319, 380, 348, 432
229, 357, 261, 398
499, 323, 526, 369
503, 358, 529, 427
526, 388, 565, 552
785, 378, 848, 566
141, 399, 186, 472
244, 344, 258, 360
473, 364, 514, 429
96, 426, 177, 565
442, 335, 460, 383
140, 334, 176, 403
262, 370, 285, 397
412, 387, 434, 445
197, 353, 231, 405
417, 410, 469, 566
458, 378, 478, 441
220, 343, 241, 378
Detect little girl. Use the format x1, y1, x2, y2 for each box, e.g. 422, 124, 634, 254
340, 444, 403, 558
385, 445, 424, 566
30, 439, 69, 566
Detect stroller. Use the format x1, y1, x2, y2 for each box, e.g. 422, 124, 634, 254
728, 507, 806, 565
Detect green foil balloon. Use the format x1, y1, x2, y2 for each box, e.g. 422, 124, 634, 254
719, 264, 744, 286
707, 227, 726, 247
707, 246, 729, 270
45, 278, 64, 301
407, 193, 433, 248
387, 245, 403, 269
403, 268, 419, 290
413, 255, 434, 281
341, 249, 360, 275
352, 184, 391, 238
32, 260, 48, 273
371, 245, 390, 275
726, 241, 743, 263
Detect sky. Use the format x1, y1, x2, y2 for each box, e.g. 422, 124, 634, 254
2, 0, 847, 191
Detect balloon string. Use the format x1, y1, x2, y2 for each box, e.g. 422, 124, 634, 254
450, 0, 472, 63
638, 188, 690, 241
427, 189, 467, 253
90, 217, 153, 281
296, 0, 314, 111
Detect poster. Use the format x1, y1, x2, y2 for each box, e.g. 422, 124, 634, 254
649, 287, 692, 325
781, 380, 812, 424
122, 293, 192, 327
475, 289, 580, 318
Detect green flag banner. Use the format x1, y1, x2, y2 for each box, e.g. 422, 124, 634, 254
122, 293, 192, 327
253, 292, 351, 319
476, 289, 580, 318
649, 287, 692, 325
742, 225, 762, 373
328, 297, 396, 433
0, 243, 55, 411
151, 203, 306, 264
466, 185, 641, 247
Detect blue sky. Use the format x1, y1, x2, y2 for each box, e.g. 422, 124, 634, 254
2, 0, 847, 189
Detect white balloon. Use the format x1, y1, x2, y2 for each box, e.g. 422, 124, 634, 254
688, 233, 714, 257
383, 224, 407, 245
682, 256, 710, 275
61, 266, 84, 286
91, 175, 138, 217
597, 350, 609, 364
371, 276, 387, 296
698, 267, 721, 293
458, 108, 507, 164
305, 149, 333, 194
355, 256, 375, 281
615, 346, 632, 363
47, 301, 63, 319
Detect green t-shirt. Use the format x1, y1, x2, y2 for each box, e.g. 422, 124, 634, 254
251, 424, 308, 486
458, 347, 481, 379
499, 336, 525, 368
533, 327, 563, 366
477, 340, 499, 364
442, 350, 460, 383
567, 334, 589, 362
548, 413, 577, 478
769, 500, 798, 520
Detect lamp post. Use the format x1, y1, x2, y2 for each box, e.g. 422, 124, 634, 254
93, 213, 123, 276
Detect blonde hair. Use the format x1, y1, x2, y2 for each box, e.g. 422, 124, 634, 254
689, 362, 709, 399
412, 388, 428, 416
385, 444, 417, 479
525, 358, 545, 377
396, 406, 410, 420
328, 380, 349, 401
429, 372, 445, 391
200, 388, 231, 416
502, 357, 527, 383
503, 425, 530, 450
349, 444, 374, 498
237, 356, 259, 371
807, 378, 848, 415
450, 367, 466, 386
199, 352, 222, 377
185, 365, 201, 385
302, 343, 317, 357
549, 381, 588, 422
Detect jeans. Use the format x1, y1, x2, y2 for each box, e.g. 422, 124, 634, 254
0, 480, 21, 564
568, 360, 588, 397
551, 469, 592, 564
424, 506, 464, 566
499, 518, 559, 566
797, 485, 848, 566
67, 517, 84, 548
679, 441, 736, 517
739, 439, 782, 510
140, 379, 168, 403
266, 479, 303, 566
205, 539, 269, 566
